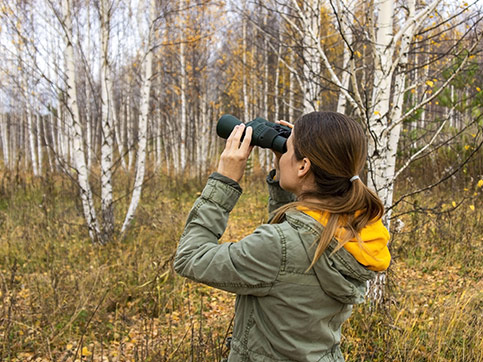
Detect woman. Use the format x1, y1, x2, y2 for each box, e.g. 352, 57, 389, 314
174, 111, 391, 361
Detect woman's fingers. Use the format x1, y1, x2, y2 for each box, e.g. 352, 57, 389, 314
276, 120, 294, 129
217, 124, 253, 182
240, 126, 252, 154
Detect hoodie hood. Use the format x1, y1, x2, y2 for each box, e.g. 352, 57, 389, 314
300, 209, 391, 271
286, 210, 379, 304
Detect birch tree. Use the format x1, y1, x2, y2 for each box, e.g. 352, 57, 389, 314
121, 0, 156, 233
61, 0, 101, 242
99, 0, 115, 241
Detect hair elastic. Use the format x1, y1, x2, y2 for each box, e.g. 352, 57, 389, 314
349, 175, 360, 182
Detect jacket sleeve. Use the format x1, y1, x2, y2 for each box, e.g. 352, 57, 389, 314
266, 169, 296, 216
174, 173, 282, 296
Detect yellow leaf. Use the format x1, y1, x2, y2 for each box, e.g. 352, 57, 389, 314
425, 80, 434, 87
452, 201, 456, 207
411, 89, 416, 93
354, 50, 362, 58
81, 347, 92, 357
469, 205, 475, 211
66, 344, 73, 350
477, 179, 483, 188
374, 111, 380, 116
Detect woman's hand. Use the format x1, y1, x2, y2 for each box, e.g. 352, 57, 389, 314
217, 124, 253, 183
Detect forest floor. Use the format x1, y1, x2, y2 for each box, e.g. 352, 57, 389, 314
0, 170, 481, 361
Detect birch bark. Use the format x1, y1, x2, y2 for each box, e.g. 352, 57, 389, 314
99, 0, 115, 241
27, 109, 39, 176
179, 1, 188, 173
242, 18, 249, 122
335, 0, 354, 114
301, 0, 322, 112
62, 0, 101, 242
36, 114, 43, 176
0, 114, 9, 168
121, 0, 155, 233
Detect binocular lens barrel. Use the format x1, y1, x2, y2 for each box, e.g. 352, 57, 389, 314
216, 114, 291, 153
216, 114, 243, 139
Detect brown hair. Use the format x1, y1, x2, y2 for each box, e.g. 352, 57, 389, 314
270, 111, 384, 270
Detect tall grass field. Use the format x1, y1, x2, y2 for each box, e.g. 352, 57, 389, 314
0, 167, 481, 361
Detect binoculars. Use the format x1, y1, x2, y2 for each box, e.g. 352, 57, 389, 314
216, 114, 292, 153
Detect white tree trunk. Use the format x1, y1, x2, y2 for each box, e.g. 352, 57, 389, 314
62, 0, 101, 242
301, 0, 321, 112
85, 2, 93, 172
179, 1, 188, 173
121, 0, 155, 233
198, 92, 210, 175
242, 19, 249, 122
36, 114, 43, 176
42, 114, 54, 172
274, 32, 281, 123
126, 94, 134, 170
288, 49, 295, 122
0, 113, 9, 168
27, 110, 39, 176
336, 0, 354, 114
99, 0, 116, 241
367, 0, 395, 208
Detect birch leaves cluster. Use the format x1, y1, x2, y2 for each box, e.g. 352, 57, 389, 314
0, 0, 481, 242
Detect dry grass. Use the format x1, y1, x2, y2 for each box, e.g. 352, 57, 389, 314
0, 169, 481, 361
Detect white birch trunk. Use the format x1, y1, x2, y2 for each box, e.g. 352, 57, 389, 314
36, 114, 43, 176
179, 41, 187, 173
179, 0, 188, 173
367, 0, 394, 206
126, 94, 134, 170
301, 0, 322, 112
261, 16, 270, 172
86, 3, 93, 171
336, 0, 354, 114
57, 106, 67, 163
198, 92, 210, 175
48, 113, 59, 170
121, 0, 155, 233
1, 113, 9, 168
155, 117, 162, 170
62, 0, 101, 242
274, 29, 282, 124
100, 0, 115, 241
42, 114, 54, 172
242, 19, 249, 122
27, 110, 39, 176
289, 49, 295, 122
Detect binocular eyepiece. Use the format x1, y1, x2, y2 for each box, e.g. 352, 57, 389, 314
216, 114, 292, 153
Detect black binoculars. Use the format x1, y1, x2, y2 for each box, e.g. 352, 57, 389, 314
216, 114, 292, 153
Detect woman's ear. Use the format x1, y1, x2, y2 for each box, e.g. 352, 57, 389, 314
297, 157, 312, 178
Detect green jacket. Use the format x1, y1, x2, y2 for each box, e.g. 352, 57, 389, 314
174, 172, 376, 362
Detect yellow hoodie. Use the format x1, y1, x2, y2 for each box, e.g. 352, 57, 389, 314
300, 209, 391, 272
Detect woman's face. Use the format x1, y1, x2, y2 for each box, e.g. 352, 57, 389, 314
278, 133, 302, 195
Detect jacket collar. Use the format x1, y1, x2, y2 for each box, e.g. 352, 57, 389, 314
284, 209, 376, 304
